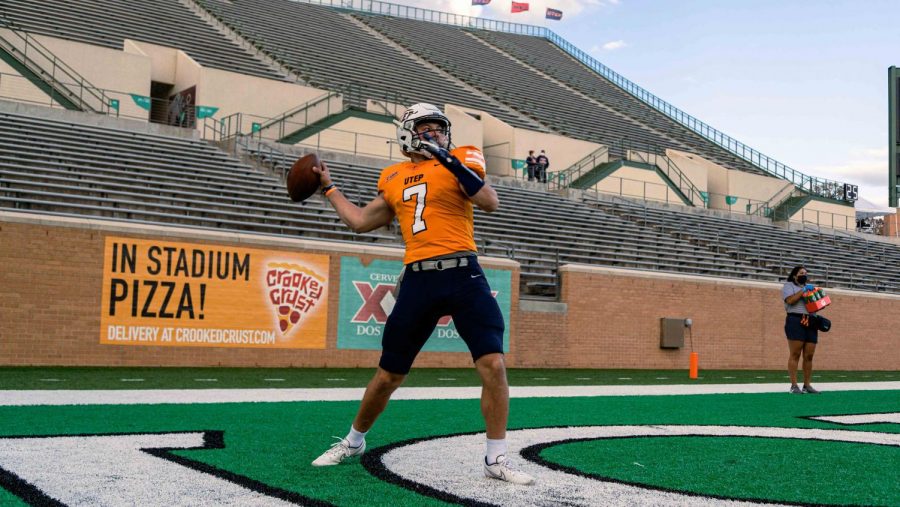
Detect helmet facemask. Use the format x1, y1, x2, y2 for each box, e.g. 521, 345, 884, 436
395, 103, 452, 157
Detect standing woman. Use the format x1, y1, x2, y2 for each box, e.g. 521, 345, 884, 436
782, 266, 820, 394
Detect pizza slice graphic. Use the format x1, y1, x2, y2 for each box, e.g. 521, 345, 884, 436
265, 262, 326, 336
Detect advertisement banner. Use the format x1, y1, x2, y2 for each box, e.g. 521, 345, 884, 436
100, 237, 329, 349
337, 257, 511, 352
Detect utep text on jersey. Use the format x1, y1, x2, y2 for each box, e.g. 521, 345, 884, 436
378, 146, 486, 264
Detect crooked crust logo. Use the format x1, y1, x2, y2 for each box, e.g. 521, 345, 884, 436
265, 262, 325, 336
100, 237, 329, 349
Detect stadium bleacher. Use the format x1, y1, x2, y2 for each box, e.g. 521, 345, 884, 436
4, 108, 897, 298
0, 110, 396, 244
195, 0, 544, 131
0, 0, 892, 298
472, 30, 768, 176
0, 0, 287, 81
352, 13, 681, 157
192, 0, 773, 172
583, 196, 900, 293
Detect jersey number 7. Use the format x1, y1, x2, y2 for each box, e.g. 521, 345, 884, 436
403, 183, 427, 234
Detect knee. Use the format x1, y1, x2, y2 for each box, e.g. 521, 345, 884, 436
372, 369, 405, 392
477, 353, 507, 380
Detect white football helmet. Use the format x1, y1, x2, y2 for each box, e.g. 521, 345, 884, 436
396, 103, 451, 155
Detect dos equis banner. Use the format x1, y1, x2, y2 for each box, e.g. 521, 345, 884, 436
337, 257, 511, 352
100, 237, 329, 349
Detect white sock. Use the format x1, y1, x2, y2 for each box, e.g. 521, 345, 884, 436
485, 438, 507, 464
345, 426, 367, 448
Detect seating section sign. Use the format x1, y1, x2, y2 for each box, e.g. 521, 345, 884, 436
336, 257, 511, 352
100, 237, 329, 349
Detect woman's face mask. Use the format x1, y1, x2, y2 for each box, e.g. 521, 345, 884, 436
797, 275, 808, 284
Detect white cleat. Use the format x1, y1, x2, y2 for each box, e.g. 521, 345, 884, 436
483, 455, 535, 485
311, 438, 366, 466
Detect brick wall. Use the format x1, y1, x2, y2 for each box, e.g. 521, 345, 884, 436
2, 213, 897, 370
541, 265, 900, 371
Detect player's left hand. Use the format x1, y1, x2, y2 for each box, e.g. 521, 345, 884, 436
419, 133, 448, 159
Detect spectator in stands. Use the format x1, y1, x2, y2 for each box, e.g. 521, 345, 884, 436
309, 103, 534, 485
525, 150, 538, 182
536, 149, 549, 183
782, 265, 820, 394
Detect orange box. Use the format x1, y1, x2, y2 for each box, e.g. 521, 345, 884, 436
804, 294, 832, 313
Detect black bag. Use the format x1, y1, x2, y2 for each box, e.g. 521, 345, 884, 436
800, 314, 830, 332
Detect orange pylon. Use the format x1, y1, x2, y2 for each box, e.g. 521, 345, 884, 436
689, 352, 699, 379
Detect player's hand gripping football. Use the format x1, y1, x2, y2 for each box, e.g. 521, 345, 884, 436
310, 159, 333, 189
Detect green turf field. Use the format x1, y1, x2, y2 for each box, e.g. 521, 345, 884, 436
0, 382, 897, 506
0, 366, 896, 389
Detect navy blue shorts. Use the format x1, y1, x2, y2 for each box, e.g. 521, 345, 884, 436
785, 314, 818, 344
379, 256, 505, 375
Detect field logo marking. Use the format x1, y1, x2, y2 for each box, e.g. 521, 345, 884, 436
368, 418, 900, 506
0, 431, 331, 506
1, 415, 897, 506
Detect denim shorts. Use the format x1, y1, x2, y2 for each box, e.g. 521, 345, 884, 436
785, 314, 818, 343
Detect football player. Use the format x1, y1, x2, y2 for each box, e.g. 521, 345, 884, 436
310, 103, 534, 485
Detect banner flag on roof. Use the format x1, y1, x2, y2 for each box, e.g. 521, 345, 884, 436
196, 106, 219, 119
511, 1, 529, 13
129, 94, 151, 111
471, 0, 490, 5
546, 7, 563, 20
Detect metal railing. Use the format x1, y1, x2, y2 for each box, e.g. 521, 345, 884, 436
540, 33, 852, 202
747, 184, 796, 219
795, 209, 854, 231
548, 144, 609, 190
573, 173, 769, 216
0, 71, 200, 125
239, 135, 291, 175
205, 82, 405, 146
244, 136, 375, 205
293, 128, 406, 160
618, 140, 704, 207
546, 139, 704, 206
255, 90, 343, 140
287, 0, 854, 202
304, 0, 546, 35
0, 16, 110, 113
250, 82, 406, 141
206, 113, 407, 161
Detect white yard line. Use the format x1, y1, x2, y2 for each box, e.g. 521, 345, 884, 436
0, 382, 898, 406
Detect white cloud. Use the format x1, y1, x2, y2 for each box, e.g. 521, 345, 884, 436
860, 147, 889, 159
600, 39, 627, 51
811, 156, 886, 187
808, 147, 890, 208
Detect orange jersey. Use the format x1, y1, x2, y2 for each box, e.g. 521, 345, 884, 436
378, 146, 487, 264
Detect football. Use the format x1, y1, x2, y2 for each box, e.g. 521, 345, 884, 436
286, 153, 322, 202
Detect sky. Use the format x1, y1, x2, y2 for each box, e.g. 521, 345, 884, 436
365, 0, 899, 208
